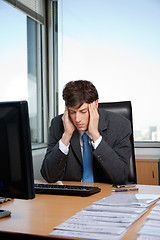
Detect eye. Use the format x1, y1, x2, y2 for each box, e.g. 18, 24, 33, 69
69, 110, 75, 115
81, 110, 88, 114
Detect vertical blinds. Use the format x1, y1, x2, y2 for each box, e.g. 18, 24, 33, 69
3, 0, 45, 24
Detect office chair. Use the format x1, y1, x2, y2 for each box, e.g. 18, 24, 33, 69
98, 101, 137, 184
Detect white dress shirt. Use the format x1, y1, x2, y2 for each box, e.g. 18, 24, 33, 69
59, 131, 102, 155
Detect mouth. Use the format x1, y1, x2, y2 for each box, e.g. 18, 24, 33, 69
76, 124, 85, 129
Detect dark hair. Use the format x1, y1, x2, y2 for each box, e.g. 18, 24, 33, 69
62, 80, 99, 107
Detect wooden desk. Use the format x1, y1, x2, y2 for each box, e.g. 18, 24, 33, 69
0, 182, 160, 239
136, 155, 160, 185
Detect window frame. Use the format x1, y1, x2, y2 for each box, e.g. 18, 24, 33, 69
31, 0, 59, 149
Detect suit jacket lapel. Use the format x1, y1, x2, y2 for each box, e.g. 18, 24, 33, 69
70, 129, 83, 165
98, 109, 108, 134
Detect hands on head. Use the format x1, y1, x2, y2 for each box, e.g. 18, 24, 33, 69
61, 100, 100, 146
61, 107, 75, 146
88, 101, 100, 142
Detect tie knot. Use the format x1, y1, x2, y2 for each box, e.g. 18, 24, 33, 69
82, 133, 89, 143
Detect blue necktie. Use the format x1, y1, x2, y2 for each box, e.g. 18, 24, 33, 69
82, 133, 94, 182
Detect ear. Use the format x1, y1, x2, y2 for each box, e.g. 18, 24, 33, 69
95, 99, 99, 108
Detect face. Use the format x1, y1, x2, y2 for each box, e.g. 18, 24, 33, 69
68, 103, 90, 131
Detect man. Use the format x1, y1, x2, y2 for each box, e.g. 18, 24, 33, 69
41, 80, 132, 184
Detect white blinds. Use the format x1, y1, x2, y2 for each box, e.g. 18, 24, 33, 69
3, 0, 45, 24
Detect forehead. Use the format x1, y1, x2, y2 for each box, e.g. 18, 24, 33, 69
69, 103, 89, 111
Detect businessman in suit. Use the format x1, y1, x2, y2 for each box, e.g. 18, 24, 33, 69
41, 80, 132, 184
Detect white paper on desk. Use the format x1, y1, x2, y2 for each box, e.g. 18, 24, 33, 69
152, 205, 160, 211
85, 204, 147, 214
147, 214, 160, 221
73, 210, 139, 224
54, 222, 126, 235
156, 200, 160, 205
77, 209, 138, 219
136, 235, 160, 240
137, 225, 160, 237
150, 210, 160, 215
66, 217, 131, 228
144, 220, 160, 227
73, 214, 135, 223
94, 193, 160, 207
50, 229, 122, 240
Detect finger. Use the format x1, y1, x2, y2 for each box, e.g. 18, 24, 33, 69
89, 102, 98, 116
89, 102, 94, 111
62, 107, 68, 121
64, 106, 68, 113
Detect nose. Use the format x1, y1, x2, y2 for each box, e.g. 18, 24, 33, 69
75, 112, 81, 122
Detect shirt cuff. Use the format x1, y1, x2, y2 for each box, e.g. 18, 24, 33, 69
92, 135, 102, 149
59, 139, 70, 155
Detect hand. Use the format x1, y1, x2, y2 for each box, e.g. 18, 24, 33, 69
61, 107, 75, 146
88, 101, 100, 142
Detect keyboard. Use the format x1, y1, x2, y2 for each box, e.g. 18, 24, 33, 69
0, 197, 12, 204
34, 183, 101, 197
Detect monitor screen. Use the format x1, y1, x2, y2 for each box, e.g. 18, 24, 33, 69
0, 101, 35, 199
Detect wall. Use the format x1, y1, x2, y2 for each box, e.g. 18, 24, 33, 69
32, 148, 46, 181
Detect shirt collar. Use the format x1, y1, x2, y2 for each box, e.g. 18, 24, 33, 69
79, 131, 93, 141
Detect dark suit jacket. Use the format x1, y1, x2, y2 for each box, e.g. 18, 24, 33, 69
41, 109, 132, 184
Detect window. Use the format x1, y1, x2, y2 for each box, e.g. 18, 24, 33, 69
0, 0, 44, 145
27, 17, 43, 143
0, 1, 28, 102
58, 0, 160, 144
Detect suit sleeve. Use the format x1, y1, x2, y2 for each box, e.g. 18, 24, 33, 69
93, 117, 132, 185
40, 116, 68, 182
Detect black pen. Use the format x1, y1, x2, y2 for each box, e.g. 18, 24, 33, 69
112, 188, 139, 192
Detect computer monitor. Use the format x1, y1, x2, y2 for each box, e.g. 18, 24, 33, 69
0, 101, 35, 199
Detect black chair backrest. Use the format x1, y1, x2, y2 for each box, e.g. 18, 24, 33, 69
98, 101, 137, 184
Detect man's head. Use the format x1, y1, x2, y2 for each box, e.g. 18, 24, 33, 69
62, 80, 99, 108
62, 80, 99, 131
